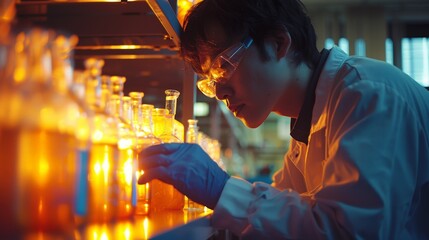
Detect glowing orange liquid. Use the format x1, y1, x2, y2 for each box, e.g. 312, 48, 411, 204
150, 180, 184, 212
87, 143, 119, 223
117, 148, 135, 219
0, 127, 77, 237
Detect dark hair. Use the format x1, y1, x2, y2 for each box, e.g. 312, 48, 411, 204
180, 0, 320, 74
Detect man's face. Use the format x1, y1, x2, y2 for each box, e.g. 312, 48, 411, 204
197, 22, 297, 128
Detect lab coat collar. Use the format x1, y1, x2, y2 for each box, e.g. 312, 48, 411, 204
290, 48, 330, 144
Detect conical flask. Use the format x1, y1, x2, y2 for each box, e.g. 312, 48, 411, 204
0, 28, 81, 238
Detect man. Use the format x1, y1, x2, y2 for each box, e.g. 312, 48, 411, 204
138, 0, 429, 238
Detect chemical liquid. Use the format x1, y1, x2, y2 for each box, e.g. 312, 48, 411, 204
149, 179, 185, 212
0, 126, 77, 237
117, 147, 135, 219
136, 171, 149, 215
87, 143, 119, 223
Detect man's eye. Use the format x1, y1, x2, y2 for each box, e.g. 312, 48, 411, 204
207, 80, 216, 87
211, 68, 226, 79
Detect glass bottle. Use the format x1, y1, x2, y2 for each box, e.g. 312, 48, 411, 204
0, 28, 79, 238
128, 92, 145, 152
128, 91, 144, 216
136, 103, 161, 215
84, 59, 121, 223
109, 76, 137, 219
153, 107, 181, 143
186, 119, 199, 144
184, 119, 206, 211
165, 89, 184, 142
70, 70, 87, 102
51, 32, 92, 223
129, 93, 154, 215
149, 98, 184, 211
122, 95, 133, 125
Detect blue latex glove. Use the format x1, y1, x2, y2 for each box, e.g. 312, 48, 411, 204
138, 143, 230, 209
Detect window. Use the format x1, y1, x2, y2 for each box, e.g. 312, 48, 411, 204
355, 38, 366, 57
385, 38, 394, 65
324, 38, 349, 54
402, 38, 429, 87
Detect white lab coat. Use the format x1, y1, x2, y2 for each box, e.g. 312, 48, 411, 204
212, 47, 429, 239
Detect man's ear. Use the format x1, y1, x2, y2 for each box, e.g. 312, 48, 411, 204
275, 31, 291, 60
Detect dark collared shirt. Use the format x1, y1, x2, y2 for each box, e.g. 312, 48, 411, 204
290, 49, 330, 144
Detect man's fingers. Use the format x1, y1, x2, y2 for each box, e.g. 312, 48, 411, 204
139, 154, 172, 169
137, 167, 172, 185
140, 143, 182, 158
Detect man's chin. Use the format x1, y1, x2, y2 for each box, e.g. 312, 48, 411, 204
241, 118, 263, 129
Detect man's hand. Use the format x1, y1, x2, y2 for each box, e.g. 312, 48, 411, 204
138, 143, 230, 209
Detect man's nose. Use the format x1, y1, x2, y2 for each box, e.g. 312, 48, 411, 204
214, 82, 233, 100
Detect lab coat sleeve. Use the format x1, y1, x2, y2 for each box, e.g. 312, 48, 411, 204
211, 79, 421, 239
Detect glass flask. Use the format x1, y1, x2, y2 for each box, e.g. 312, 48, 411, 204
184, 119, 206, 211
128, 91, 144, 216
122, 95, 133, 124
150, 107, 184, 211
51, 32, 93, 225
186, 119, 199, 144
109, 76, 138, 219
71, 70, 87, 101
129, 93, 154, 215
128, 91, 145, 152
165, 89, 184, 141
0, 28, 80, 238
135, 103, 161, 215
84, 59, 121, 223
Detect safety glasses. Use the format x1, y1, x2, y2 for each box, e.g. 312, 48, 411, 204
197, 36, 253, 98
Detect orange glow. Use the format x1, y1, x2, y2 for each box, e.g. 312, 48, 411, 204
38, 199, 43, 214
143, 217, 149, 239
177, 0, 202, 26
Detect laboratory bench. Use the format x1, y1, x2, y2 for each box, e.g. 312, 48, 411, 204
75, 210, 212, 240
74, 210, 230, 240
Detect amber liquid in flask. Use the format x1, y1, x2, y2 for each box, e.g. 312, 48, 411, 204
109, 77, 138, 219
0, 128, 77, 235
0, 28, 81, 238
134, 104, 161, 215
150, 107, 184, 212
87, 143, 120, 222
83, 59, 122, 223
